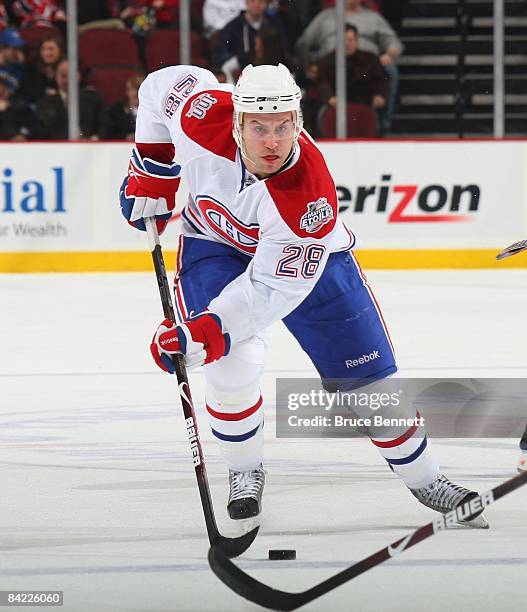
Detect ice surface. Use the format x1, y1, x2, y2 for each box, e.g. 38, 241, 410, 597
1, 270, 526, 611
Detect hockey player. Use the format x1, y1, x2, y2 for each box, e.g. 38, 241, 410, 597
119, 63, 487, 527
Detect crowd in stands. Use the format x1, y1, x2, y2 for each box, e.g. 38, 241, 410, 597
0, 0, 406, 141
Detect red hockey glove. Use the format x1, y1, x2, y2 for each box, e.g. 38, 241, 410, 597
150, 312, 231, 372
119, 148, 181, 234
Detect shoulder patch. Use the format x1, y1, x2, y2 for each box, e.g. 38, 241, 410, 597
181, 90, 237, 162
265, 135, 338, 239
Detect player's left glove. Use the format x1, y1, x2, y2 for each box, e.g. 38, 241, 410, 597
150, 312, 231, 372
119, 148, 181, 234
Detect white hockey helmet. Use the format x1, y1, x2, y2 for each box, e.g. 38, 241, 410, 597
232, 63, 303, 150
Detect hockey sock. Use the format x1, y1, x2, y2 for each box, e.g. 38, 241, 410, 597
370, 413, 440, 489
206, 392, 264, 472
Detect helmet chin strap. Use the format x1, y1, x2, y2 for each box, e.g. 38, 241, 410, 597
238, 136, 258, 171
233, 112, 257, 169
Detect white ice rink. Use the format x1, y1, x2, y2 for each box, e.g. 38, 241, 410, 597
1, 269, 526, 612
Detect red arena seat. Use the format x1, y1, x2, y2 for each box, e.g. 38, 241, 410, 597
79, 28, 141, 73
319, 103, 378, 138
85, 66, 140, 106
20, 25, 62, 50
145, 28, 205, 72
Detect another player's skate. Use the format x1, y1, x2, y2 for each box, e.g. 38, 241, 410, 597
410, 474, 489, 528
228, 464, 265, 520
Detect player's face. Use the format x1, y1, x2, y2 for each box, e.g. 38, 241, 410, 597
241, 112, 295, 177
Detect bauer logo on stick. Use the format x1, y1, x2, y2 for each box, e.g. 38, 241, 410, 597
300, 197, 334, 233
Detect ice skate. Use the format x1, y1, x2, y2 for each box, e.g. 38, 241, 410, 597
410, 474, 489, 528
228, 464, 265, 520
518, 453, 527, 473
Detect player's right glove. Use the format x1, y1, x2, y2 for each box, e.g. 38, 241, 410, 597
150, 312, 231, 372
119, 148, 181, 234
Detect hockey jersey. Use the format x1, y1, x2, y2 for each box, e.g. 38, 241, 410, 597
135, 65, 355, 344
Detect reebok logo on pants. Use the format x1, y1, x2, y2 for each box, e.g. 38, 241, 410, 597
345, 350, 380, 368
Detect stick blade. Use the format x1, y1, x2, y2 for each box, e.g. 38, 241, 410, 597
215, 526, 260, 559
208, 545, 305, 611
496, 239, 527, 260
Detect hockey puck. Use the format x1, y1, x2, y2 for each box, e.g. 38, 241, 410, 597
268, 549, 296, 560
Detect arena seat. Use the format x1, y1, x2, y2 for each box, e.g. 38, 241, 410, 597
79, 28, 141, 73
20, 25, 62, 52
85, 66, 140, 106
319, 103, 378, 138
145, 28, 206, 72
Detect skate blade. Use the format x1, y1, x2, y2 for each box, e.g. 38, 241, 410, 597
459, 513, 489, 529
232, 514, 262, 535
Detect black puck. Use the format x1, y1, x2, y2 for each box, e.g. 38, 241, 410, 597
268, 549, 296, 560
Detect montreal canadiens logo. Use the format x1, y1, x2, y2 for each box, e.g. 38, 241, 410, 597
300, 197, 334, 233
196, 196, 259, 255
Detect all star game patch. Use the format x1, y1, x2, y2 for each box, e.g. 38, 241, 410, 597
299, 197, 334, 233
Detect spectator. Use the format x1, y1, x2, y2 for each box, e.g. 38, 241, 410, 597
317, 25, 387, 111
0, 75, 33, 140
202, 0, 246, 39
34, 59, 105, 139
99, 73, 144, 140
11, 0, 66, 28
213, 0, 288, 81
0, 28, 26, 95
318, 25, 388, 138
295, 0, 403, 131
19, 34, 64, 104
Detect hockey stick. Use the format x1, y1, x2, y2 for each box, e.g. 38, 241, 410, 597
145, 217, 259, 558
209, 470, 527, 610
496, 239, 527, 260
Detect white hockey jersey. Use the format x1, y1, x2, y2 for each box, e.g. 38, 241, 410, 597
135, 65, 355, 344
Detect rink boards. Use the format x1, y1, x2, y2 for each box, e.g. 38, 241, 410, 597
0, 140, 526, 272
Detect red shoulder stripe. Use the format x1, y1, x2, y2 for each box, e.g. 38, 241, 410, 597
265, 136, 337, 239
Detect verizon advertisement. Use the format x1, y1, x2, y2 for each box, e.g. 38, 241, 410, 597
321, 140, 527, 248
0, 140, 526, 264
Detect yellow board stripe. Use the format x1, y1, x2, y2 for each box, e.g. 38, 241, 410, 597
0, 251, 178, 273
354, 249, 527, 269
0, 249, 525, 273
